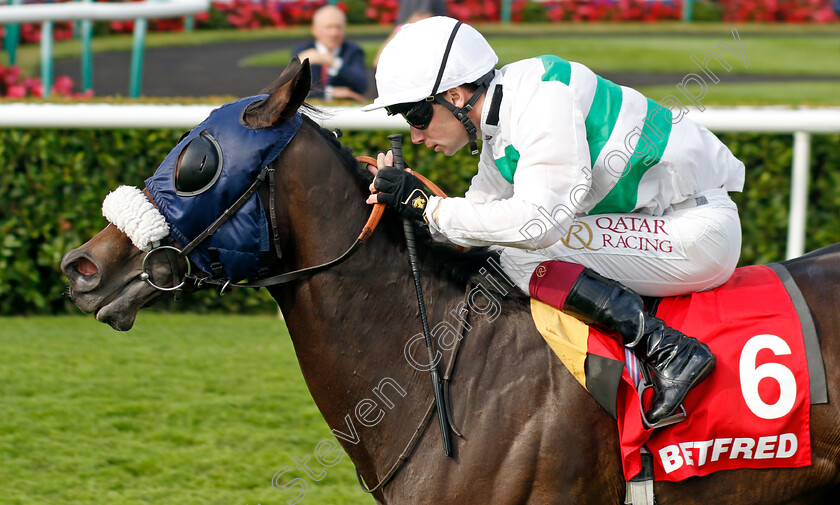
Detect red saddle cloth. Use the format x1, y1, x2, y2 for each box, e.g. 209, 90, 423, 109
595, 265, 814, 482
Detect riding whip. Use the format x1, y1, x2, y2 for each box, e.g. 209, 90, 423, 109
388, 134, 454, 457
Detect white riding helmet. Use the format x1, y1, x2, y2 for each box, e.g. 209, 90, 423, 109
362, 16, 498, 111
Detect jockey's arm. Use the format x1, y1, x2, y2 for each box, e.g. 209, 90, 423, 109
426, 82, 591, 250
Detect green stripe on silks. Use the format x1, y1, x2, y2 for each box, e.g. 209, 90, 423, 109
495, 144, 521, 184
494, 55, 569, 184
585, 353, 625, 419
536, 54, 622, 167
585, 75, 624, 171
589, 99, 673, 215
537, 54, 572, 84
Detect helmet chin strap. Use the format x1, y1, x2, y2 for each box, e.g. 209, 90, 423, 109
433, 69, 495, 156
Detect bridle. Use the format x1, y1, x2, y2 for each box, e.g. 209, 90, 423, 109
139, 156, 446, 295
139, 162, 289, 294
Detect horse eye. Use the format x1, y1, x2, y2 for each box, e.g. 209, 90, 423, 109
175, 133, 223, 195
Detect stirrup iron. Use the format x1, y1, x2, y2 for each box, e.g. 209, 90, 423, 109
637, 365, 687, 429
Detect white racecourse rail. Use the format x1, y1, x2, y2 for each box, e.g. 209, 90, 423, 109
1, 104, 838, 260
0, 0, 209, 22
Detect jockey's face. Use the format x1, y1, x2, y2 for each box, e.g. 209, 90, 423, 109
409, 87, 481, 157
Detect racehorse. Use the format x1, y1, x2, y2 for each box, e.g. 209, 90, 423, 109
61, 59, 840, 504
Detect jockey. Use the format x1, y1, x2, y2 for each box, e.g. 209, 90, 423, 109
363, 16, 745, 427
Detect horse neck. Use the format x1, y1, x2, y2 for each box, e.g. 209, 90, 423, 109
268, 123, 460, 475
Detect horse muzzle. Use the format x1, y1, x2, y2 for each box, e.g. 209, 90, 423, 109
61, 245, 162, 331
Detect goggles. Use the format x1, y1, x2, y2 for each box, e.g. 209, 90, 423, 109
387, 100, 435, 130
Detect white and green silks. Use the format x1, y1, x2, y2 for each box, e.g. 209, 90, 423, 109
424, 55, 745, 295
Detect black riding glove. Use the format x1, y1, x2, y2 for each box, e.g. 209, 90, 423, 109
373, 167, 429, 222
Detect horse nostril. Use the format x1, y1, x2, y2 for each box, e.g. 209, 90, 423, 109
61, 250, 100, 283
75, 257, 99, 277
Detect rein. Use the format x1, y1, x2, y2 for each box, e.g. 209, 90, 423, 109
199, 156, 388, 290
356, 282, 472, 495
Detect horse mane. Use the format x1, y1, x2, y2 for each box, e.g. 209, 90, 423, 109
301, 113, 526, 299
301, 113, 375, 186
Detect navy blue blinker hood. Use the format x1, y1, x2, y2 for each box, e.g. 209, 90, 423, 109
145, 95, 303, 282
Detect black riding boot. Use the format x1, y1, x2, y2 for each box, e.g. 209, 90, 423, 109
562, 268, 716, 426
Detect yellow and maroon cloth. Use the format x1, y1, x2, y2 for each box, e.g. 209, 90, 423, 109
531, 264, 827, 482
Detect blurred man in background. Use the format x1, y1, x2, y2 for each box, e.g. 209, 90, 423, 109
293, 5, 368, 102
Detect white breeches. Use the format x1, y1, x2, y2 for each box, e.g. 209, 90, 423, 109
497, 188, 742, 297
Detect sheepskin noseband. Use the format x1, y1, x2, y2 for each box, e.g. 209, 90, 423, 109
102, 185, 169, 252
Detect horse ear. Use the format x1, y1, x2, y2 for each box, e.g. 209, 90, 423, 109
243, 57, 312, 128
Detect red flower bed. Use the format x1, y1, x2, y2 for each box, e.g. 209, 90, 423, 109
449, 0, 837, 23
365, 0, 399, 25
507, 0, 681, 22
0, 64, 92, 99
108, 16, 207, 34
718, 0, 839, 22
208, 0, 345, 28
5, 19, 76, 45
449, 0, 502, 22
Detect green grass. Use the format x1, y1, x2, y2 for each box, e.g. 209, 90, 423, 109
0, 314, 373, 505
239, 26, 840, 76
488, 34, 840, 77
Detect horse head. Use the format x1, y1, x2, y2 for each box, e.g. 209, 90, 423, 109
61, 58, 313, 331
